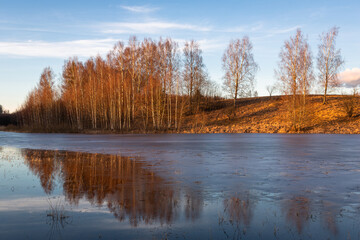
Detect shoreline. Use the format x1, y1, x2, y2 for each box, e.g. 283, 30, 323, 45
3, 95, 360, 135
1, 127, 359, 135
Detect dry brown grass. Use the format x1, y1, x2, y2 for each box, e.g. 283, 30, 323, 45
182, 95, 360, 134
4, 95, 360, 134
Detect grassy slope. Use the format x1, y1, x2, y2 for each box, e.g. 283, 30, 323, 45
181, 95, 360, 134
3, 95, 359, 134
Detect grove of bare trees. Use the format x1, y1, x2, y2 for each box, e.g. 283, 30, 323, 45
19, 37, 219, 132
18, 27, 347, 132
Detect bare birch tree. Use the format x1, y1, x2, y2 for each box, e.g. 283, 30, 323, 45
222, 37, 258, 107
266, 85, 276, 99
276, 29, 314, 130
19, 37, 220, 132
38, 67, 56, 127
317, 27, 344, 104
183, 40, 206, 112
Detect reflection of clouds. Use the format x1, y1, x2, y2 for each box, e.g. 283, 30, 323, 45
0, 197, 51, 211
0, 196, 108, 213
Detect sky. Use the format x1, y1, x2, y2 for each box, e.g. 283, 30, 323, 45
1, 0, 360, 112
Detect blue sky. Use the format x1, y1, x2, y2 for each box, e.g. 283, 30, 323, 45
1, 0, 360, 112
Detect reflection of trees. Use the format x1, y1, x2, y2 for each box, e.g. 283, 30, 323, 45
185, 190, 203, 221
284, 196, 311, 233
22, 149, 202, 226
23, 150, 59, 194
284, 196, 339, 236
223, 195, 253, 226
219, 193, 254, 240
321, 201, 338, 236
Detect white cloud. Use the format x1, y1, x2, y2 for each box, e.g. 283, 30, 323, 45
120, 5, 159, 13
271, 25, 302, 34
0, 26, 63, 33
0, 39, 119, 58
223, 22, 264, 33
100, 21, 211, 34
169, 38, 225, 52
339, 68, 360, 87
0, 37, 223, 59
198, 39, 227, 52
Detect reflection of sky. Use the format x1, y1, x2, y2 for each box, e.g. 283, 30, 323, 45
0, 147, 54, 199
2, 133, 360, 239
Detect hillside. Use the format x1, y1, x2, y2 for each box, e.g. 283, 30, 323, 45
181, 95, 360, 134
2, 95, 360, 134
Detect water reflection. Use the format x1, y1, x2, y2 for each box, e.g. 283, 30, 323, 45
0, 143, 358, 239
22, 149, 200, 226
284, 196, 311, 233
223, 194, 253, 227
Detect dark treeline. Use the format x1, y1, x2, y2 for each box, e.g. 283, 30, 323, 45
0, 104, 17, 126
0, 113, 17, 126
19, 37, 220, 132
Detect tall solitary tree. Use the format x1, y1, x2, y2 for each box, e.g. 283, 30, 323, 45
0, 105, 3, 114
222, 37, 258, 107
276, 29, 314, 130
317, 27, 344, 104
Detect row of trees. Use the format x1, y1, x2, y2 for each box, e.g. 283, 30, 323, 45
19, 27, 344, 131
0, 104, 10, 114
19, 37, 220, 131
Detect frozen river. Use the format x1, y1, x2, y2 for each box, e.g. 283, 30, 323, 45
1, 131, 360, 239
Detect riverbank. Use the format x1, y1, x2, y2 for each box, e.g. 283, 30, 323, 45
3, 95, 360, 134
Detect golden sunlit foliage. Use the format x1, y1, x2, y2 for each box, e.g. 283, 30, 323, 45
17, 27, 352, 133
19, 37, 219, 132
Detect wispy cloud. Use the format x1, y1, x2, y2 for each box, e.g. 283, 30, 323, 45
339, 68, 360, 87
0, 39, 119, 58
223, 22, 264, 33
120, 5, 159, 13
271, 25, 302, 34
253, 25, 303, 39
170, 38, 226, 53
0, 26, 63, 33
198, 39, 227, 52
100, 21, 211, 34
